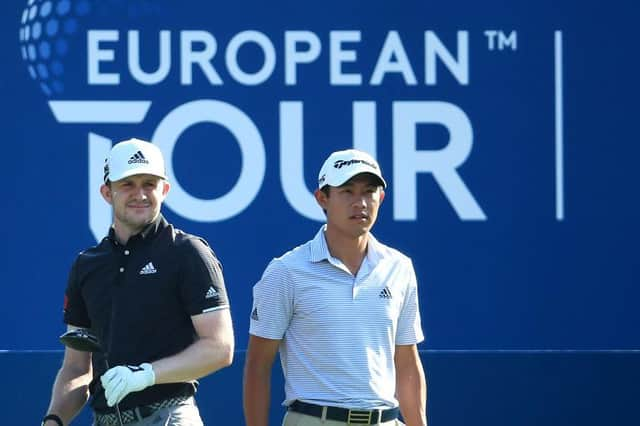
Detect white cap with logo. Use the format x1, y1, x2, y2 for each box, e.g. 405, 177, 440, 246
317, 149, 387, 189
103, 138, 167, 183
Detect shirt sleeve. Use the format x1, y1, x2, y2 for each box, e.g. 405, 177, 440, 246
63, 257, 91, 328
396, 258, 425, 345
178, 237, 229, 315
249, 258, 294, 340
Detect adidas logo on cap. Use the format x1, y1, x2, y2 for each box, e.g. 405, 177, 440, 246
128, 150, 149, 165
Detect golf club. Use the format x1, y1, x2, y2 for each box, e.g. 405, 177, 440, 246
59, 329, 124, 426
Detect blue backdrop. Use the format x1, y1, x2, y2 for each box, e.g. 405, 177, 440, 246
1, 0, 638, 424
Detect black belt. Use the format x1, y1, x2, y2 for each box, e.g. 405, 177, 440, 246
289, 400, 400, 424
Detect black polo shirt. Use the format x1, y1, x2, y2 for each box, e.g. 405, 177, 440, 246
63, 214, 229, 413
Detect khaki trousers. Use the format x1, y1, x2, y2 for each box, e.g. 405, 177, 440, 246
282, 411, 405, 426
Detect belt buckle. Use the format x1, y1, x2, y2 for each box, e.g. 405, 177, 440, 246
347, 409, 373, 424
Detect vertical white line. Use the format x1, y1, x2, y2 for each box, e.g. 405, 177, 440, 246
554, 31, 565, 220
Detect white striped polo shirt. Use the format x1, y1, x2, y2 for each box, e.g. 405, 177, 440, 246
249, 226, 424, 409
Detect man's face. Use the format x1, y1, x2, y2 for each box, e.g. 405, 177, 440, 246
101, 174, 170, 235
316, 173, 385, 238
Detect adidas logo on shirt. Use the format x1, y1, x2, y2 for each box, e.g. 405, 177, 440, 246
251, 307, 259, 321
128, 150, 149, 165
379, 286, 392, 299
139, 262, 157, 275
205, 286, 219, 299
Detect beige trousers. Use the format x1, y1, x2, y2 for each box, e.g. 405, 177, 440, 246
282, 411, 405, 426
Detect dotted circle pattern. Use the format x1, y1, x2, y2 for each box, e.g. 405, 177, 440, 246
19, 0, 91, 96
19, 0, 168, 97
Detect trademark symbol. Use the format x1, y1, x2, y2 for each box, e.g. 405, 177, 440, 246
484, 30, 517, 51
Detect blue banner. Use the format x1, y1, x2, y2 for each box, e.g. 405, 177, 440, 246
1, 0, 639, 423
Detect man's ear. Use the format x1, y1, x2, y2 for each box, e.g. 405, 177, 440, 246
100, 183, 113, 205
161, 180, 171, 197
379, 188, 385, 203
314, 188, 328, 209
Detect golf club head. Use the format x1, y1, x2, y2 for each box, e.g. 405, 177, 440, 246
59, 329, 103, 353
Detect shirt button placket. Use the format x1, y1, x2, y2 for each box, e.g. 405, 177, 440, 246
120, 250, 130, 273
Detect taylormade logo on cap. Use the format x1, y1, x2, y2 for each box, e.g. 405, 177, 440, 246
318, 149, 387, 189
104, 138, 167, 183
334, 158, 378, 169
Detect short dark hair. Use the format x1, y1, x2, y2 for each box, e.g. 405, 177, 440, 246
317, 186, 331, 215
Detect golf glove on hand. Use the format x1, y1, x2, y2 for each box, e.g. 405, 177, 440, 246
101, 363, 155, 407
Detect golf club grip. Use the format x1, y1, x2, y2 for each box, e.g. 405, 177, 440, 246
102, 359, 124, 426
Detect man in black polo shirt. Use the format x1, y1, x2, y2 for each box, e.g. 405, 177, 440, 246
42, 138, 234, 426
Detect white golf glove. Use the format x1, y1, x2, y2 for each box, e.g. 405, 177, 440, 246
101, 363, 156, 407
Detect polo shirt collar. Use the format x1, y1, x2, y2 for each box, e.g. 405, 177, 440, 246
309, 225, 385, 266
107, 214, 168, 246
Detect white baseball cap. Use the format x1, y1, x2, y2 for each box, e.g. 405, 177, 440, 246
317, 149, 386, 189
103, 138, 167, 183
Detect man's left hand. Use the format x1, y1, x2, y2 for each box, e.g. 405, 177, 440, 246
101, 363, 156, 407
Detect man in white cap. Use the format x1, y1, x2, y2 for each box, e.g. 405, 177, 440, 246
42, 138, 234, 426
244, 149, 427, 425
